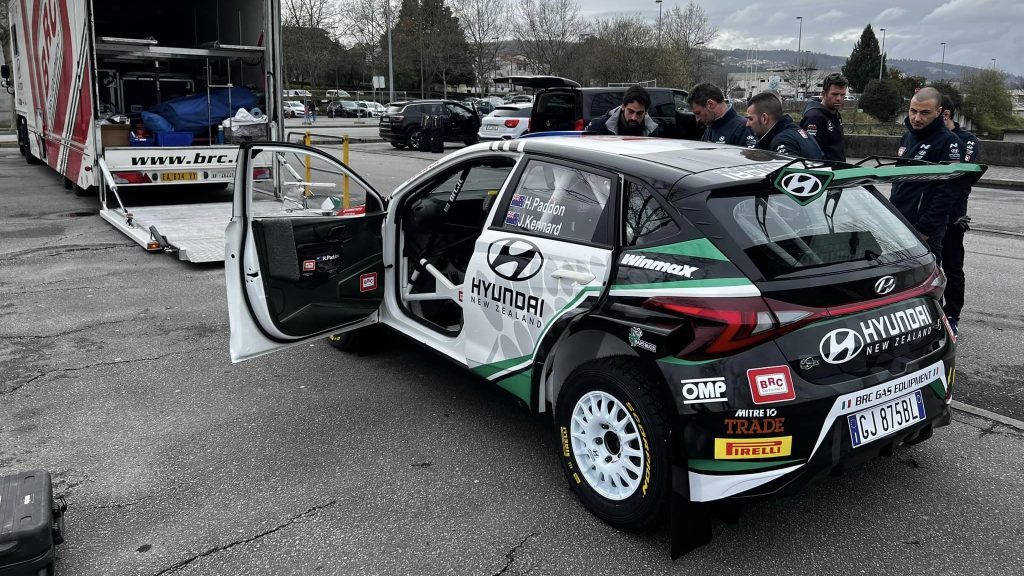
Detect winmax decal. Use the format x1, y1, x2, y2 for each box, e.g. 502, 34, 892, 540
619, 254, 698, 278
818, 302, 936, 365
470, 277, 546, 327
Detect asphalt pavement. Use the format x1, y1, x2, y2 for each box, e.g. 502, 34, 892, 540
1, 145, 1024, 575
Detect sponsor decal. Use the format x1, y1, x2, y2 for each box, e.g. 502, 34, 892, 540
714, 164, 778, 181
560, 426, 571, 458
619, 253, 699, 278
628, 327, 657, 353
487, 238, 544, 282
129, 152, 235, 167
838, 362, 942, 411
797, 129, 810, 139
747, 365, 796, 404
680, 377, 727, 404
941, 315, 957, 344
316, 253, 340, 263
337, 205, 366, 217
806, 123, 818, 133
898, 146, 907, 156
302, 260, 316, 272
470, 277, 546, 327
624, 401, 652, 496
799, 356, 820, 371
772, 168, 834, 205
725, 417, 786, 435
717, 136, 726, 143
827, 120, 834, 132
734, 408, 780, 417
714, 436, 792, 459
874, 275, 896, 295
359, 272, 377, 292
819, 302, 936, 365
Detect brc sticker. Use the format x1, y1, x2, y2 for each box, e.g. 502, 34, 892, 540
302, 260, 316, 272
747, 365, 796, 404
359, 272, 378, 292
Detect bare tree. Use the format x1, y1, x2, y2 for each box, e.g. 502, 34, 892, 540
659, 1, 717, 87
589, 17, 658, 86
340, 0, 399, 78
451, 0, 510, 94
0, 0, 10, 64
512, 0, 585, 76
282, 0, 344, 88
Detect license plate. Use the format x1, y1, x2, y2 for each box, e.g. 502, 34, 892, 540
162, 172, 198, 182
206, 170, 234, 180
485, 125, 499, 131
848, 390, 926, 447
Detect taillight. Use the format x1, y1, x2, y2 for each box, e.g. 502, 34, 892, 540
111, 171, 153, 184
390, 115, 404, 123
504, 119, 520, 128
574, 118, 585, 131
527, 117, 532, 132
644, 296, 823, 360
252, 167, 272, 180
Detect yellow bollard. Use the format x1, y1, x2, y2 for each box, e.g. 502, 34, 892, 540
343, 135, 350, 209
304, 130, 312, 198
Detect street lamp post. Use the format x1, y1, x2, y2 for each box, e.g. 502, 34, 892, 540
795, 16, 803, 98
386, 0, 395, 103
491, 36, 499, 95
879, 28, 886, 80
940, 42, 946, 81
991, 58, 997, 70
656, 0, 663, 48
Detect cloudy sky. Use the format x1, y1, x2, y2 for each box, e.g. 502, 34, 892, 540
584, 0, 1024, 77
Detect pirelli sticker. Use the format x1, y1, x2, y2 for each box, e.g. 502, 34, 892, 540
714, 436, 793, 459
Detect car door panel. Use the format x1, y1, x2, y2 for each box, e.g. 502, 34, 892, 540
226, 142, 385, 362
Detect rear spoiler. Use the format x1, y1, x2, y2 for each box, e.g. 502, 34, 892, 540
766, 156, 987, 205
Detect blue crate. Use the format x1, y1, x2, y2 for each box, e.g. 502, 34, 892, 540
156, 131, 194, 146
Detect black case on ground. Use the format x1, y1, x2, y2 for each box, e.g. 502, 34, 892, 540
0, 470, 64, 576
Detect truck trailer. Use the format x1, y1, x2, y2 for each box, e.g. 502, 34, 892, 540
3, 0, 284, 262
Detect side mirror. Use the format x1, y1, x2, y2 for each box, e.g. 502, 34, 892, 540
0, 65, 10, 80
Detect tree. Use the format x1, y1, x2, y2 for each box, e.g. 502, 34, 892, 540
860, 79, 901, 122
588, 17, 658, 86
392, 0, 472, 96
451, 0, 511, 94
842, 25, 885, 93
886, 67, 926, 101
659, 2, 717, 88
340, 0, 400, 81
282, 0, 345, 88
512, 0, 585, 76
962, 69, 1014, 134
932, 79, 964, 112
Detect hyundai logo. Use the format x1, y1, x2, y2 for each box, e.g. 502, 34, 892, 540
780, 173, 824, 198
819, 328, 865, 365
487, 238, 544, 281
872, 276, 897, 295
874, 275, 896, 295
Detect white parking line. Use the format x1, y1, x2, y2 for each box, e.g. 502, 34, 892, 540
951, 400, 1024, 431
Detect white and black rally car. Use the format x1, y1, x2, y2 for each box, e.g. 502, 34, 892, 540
224, 136, 984, 555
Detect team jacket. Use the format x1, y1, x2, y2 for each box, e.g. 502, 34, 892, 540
799, 101, 845, 162
889, 116, 964, 238
586, 106, 663, 137
701, 106, 756, 147
754, 115, 823, 159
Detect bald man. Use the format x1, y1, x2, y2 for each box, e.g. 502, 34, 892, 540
889, 87, 964, 264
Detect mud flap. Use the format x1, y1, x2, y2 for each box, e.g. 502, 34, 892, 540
670, 462, 712, 559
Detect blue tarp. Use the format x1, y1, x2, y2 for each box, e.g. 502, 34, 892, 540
150, 87, 258, 134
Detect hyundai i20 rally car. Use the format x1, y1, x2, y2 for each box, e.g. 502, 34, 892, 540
224, 137, 984, 556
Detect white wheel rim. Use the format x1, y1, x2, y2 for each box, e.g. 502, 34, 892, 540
569, 390, 645, 501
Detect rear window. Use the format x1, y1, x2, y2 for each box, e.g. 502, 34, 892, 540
491, 106, 531, 118
386, 105, 405, 115
587, 92, 623, 118
707, 187, 924, 279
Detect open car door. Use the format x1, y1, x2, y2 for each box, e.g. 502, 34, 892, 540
226, 142, 386, 362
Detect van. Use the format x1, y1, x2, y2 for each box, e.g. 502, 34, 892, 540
284, 89, 312, 98
326, 89, 351, 99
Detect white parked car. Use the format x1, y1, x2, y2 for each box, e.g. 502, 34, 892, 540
283, 100, 307, 118
478, 103, 532, 141
359, 101, 386, 117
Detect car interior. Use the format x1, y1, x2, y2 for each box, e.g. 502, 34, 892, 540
396, 157, 517, 334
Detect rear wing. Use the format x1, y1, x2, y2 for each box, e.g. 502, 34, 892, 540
767, 156, 987, 205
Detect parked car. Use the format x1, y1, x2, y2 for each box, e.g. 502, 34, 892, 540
477, 103, 532, 141
495, 76, 700, 139
283, 100, 306, 118
379, 100, 481, 149
358, 101, 386, 117
225, 136, 982, 553
509, 95, 533, 104
327, 100, 368, 118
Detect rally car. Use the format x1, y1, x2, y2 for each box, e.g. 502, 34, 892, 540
224, 136, 984, 555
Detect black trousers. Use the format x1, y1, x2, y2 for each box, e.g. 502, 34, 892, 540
941, 194, 970, 321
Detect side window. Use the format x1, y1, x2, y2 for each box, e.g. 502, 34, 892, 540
589, 92, 623, 118
649, 92, 676, 118
673, 92, 689, 112
249, 146, 383, 217
501, 160, 613, 245
447, 104, 473, 119
624, 180, 680, 246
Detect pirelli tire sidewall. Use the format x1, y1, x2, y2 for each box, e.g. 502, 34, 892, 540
555, 357, 672, 532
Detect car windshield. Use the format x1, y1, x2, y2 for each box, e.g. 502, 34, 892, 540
705, 186, 926, 279
491, 106, 531, 118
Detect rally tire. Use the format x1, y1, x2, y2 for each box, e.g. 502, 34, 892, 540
555, 357, 672, 532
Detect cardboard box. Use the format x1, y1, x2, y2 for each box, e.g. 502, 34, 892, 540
101, 124, 130, 147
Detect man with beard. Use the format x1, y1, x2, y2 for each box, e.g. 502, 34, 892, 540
745, 92, 822, 159
800, 72, 848, 161
688, 82, 756, 147
889, 87, 964, 264
586, 86, 663, 137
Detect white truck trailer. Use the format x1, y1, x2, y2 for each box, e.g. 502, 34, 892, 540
3, 0, 284, 262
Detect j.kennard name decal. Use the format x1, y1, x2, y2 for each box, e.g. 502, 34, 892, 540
619, 254, 699, 278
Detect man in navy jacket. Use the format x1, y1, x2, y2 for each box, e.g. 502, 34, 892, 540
746, 92, 823, 159
688, 83, 756, 147
800, 73, 848, 161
